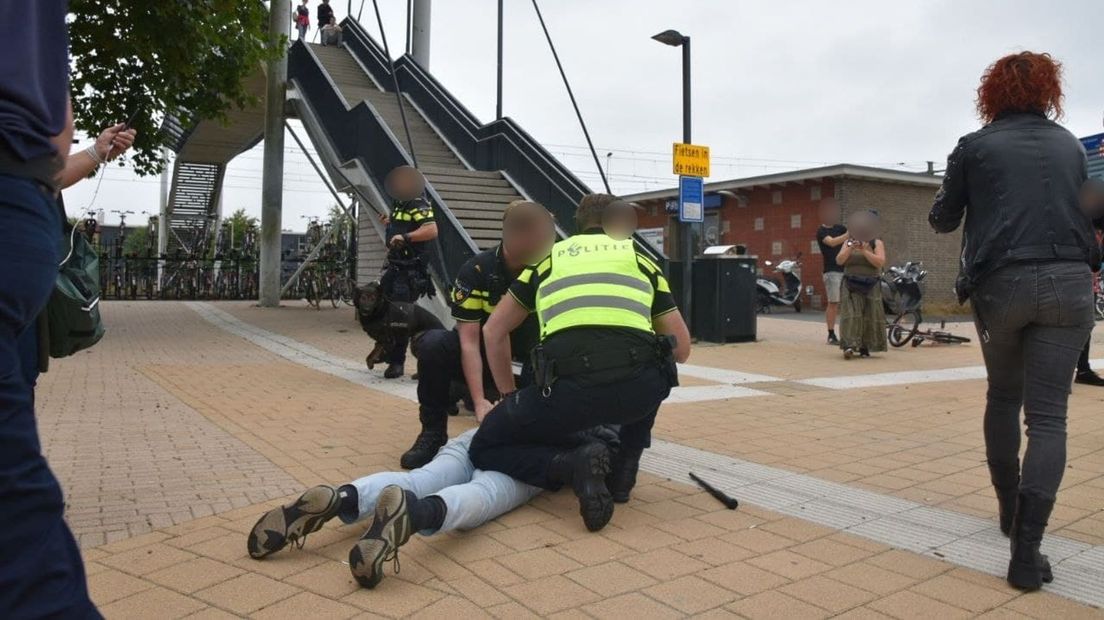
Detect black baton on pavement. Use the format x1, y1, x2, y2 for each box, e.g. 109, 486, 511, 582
689, 472, 739, 510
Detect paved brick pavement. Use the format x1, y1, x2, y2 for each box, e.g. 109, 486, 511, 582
31, 301, 1104, 617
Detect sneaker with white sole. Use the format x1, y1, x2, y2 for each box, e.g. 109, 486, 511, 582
247, 485, 341, 559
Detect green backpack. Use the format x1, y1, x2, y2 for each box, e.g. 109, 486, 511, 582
45, 222, 106, 360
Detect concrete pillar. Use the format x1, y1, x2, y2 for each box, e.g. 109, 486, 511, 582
411, 0, 431, 69
158, 147, 170, 289
259, 0, 291, 306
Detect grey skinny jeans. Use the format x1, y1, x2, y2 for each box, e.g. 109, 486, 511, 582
972, 261, 1094, 501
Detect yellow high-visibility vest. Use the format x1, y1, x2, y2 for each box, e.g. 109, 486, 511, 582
536, 233, 655, 339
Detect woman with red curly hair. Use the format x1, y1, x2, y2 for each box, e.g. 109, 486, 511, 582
930, 52, 1097, 591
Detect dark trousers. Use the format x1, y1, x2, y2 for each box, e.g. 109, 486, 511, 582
416, 329, 466, 412
0, 176, 99, 618
1077, 339, 1092, 374
415, 328, 531, 413
469, 365, 671, 490
380, 266, 417, 365
973, 261, 1094, 502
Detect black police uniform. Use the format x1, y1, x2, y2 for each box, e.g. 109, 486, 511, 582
381, 197, 434, 366
468, 230, 679, 509
399, 244, 539, 469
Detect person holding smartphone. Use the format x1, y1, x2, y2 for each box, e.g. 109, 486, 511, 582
834, 210, 887, 359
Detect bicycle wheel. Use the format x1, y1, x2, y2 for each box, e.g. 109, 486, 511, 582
932, 332, 971, 344
341, 278, 356, 306
888, 311, 920, 347
1095, 292, 1104, 321
304, 277, 320, 308
329, 276, 340, 308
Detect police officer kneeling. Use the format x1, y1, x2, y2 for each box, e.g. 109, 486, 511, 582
400, 201, 554, 469
469, 194, 691, 531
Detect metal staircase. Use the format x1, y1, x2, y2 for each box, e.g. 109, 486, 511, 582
164, 161, 226, 255
308, 44, 527, 249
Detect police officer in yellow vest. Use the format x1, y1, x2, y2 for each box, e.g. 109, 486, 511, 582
469, 194, 691, 531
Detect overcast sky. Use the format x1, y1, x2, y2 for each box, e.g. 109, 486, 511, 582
64, 0, 1104, 227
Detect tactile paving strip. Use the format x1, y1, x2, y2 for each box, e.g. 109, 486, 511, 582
642, 439, 1104, 608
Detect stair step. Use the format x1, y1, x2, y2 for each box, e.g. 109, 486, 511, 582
451, 209, 506, 221
432, 182, 517, 196
436, 190, 515, 204
424, 174, 510, 188
420, 167, 501, 179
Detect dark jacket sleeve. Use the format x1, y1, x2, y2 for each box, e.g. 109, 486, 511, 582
929, 137, 969, 233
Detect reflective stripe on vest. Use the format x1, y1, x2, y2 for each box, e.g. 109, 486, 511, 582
536, 234, 655, 338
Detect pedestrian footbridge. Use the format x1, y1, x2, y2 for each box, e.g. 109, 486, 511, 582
163, 16, 664, 295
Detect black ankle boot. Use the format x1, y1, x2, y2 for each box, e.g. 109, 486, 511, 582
548, 443, 614, 532
987, 460, 1019, 536
1007, 493, 1055, 591
399, 408, 448, 470
608, 448, 643, 504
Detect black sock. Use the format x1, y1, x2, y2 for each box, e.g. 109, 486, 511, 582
828, 329, 836, 337
407, 493, 447, 532
337, 485, 359, 521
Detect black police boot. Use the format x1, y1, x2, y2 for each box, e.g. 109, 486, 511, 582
399, 408, 448, 470
549, 443, 614, 532
1007, 492, 1055, 591
608, 448, 643, 504
383, 363, 405, 379
987, 460, 1019, 536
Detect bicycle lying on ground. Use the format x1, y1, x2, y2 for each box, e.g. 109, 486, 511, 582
882, 261, 971, 347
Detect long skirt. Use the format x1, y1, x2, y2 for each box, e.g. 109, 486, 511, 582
839, 283, 887, 352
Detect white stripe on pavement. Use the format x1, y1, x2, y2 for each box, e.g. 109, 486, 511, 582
643, 439, 1104, 609
188, 302, 772, 404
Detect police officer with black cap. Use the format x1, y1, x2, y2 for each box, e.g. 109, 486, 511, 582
379, 166, 438, 379
400, 201, 556, 469
469, 194, 691, 532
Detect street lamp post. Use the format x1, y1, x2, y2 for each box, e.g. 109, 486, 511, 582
652, 29, 694, 322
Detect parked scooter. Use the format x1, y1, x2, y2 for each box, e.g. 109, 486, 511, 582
756, 253, 803, 313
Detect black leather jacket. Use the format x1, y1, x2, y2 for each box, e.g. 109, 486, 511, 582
929, 112, 1095, 302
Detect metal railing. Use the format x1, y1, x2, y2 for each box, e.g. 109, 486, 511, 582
288, 39, 478, 288
338, 17, 668, 268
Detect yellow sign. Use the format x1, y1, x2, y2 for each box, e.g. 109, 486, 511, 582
672, 143, 710, 177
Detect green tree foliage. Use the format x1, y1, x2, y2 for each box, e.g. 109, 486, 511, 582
69, 1, 282, 176
223, 208, 258, 250
122, 225, 148, 256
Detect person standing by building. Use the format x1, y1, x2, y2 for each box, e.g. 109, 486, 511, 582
834, 210, 886, 358
930, 51, 1096, 591
815, 197, 847, 345
379, 166, 438, 379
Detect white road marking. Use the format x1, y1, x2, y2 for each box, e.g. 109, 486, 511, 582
643, 439, 1104, 608
188, 302, 772, 404
187, 302, 419, 402
797, 365, 989, 389
798, 358, 1104, 391
677, 363, 779, 384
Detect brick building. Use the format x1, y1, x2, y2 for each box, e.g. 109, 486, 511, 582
622, 164, 959, 308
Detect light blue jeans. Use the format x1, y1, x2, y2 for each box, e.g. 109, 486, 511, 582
341, 429, 541, 533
